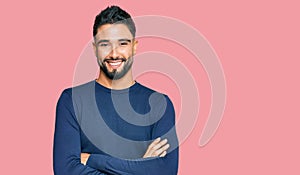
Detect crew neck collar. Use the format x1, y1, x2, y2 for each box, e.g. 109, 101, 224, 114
94, 80, 139, 94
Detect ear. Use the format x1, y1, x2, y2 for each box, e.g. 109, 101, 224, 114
133, 39, 138, 55
92, 41, 97, 57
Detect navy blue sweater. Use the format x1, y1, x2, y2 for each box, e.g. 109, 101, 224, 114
53, 80, 179, 175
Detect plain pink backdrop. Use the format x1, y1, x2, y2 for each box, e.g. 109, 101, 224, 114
1, 0, 299, 174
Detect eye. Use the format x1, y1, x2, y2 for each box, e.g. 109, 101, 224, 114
120, 42, 129, 46
100, 43, 109, 47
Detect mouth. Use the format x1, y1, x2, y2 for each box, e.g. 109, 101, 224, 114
105, 59, 124, 70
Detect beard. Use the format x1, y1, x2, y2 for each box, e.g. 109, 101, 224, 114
98, 57, 133, 80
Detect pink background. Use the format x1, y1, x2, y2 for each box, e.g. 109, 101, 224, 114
1, 0, 299, 174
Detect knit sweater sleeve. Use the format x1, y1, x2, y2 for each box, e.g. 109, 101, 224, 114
53, 89, 107, 175
86, 95, 179, 175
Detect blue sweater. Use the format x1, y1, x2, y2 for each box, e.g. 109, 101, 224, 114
53, 80, 179, 175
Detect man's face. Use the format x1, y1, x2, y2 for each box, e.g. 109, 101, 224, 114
93, 23, 137, 80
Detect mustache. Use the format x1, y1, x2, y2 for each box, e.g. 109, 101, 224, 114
103, 57, 127, 62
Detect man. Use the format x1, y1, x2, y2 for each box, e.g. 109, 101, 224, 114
53, 5, 178, 175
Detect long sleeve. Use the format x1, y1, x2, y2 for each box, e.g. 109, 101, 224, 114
86, 95, 179, 175
53, 89, 107, 175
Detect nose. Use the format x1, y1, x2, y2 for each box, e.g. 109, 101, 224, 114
108, 44, 119, 58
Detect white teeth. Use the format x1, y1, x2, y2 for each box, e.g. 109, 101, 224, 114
109, 62, 122, 66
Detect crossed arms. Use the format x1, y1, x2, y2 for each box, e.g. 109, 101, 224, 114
53, 90, 179, 175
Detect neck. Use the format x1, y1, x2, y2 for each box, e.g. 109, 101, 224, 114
96, 69, 135, 90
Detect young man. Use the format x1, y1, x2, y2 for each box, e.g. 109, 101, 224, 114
53, 6, 178, 175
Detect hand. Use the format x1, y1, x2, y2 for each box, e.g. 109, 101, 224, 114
81, 153, 91, 165
143, 137, 170, 158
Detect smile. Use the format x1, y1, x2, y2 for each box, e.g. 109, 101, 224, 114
106, 60, 123, 69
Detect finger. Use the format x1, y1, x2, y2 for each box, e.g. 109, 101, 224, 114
159, 151, 167, 157
152, 139, 168, 150
153, 144, 170, 156
148, 137, 161, 149
143, 138, 162, 158
149, 139, 168, 156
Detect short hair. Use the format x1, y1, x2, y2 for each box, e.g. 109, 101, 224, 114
93, 6, 136, 38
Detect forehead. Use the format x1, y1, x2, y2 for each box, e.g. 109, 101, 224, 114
95, 23, 133, 41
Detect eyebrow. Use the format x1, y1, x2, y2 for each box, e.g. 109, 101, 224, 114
96, 39, 132, 45
119, 39, 132, 42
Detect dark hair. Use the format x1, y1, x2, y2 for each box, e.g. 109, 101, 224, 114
93, 6, 136, 38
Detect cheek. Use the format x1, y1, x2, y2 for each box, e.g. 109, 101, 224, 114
96, 50, 109, 59
119, 48, 133, 57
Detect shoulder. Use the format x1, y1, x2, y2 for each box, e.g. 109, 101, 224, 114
135, 82, 167, 97
136, 82, 173, 106
58, 80, 95, 102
